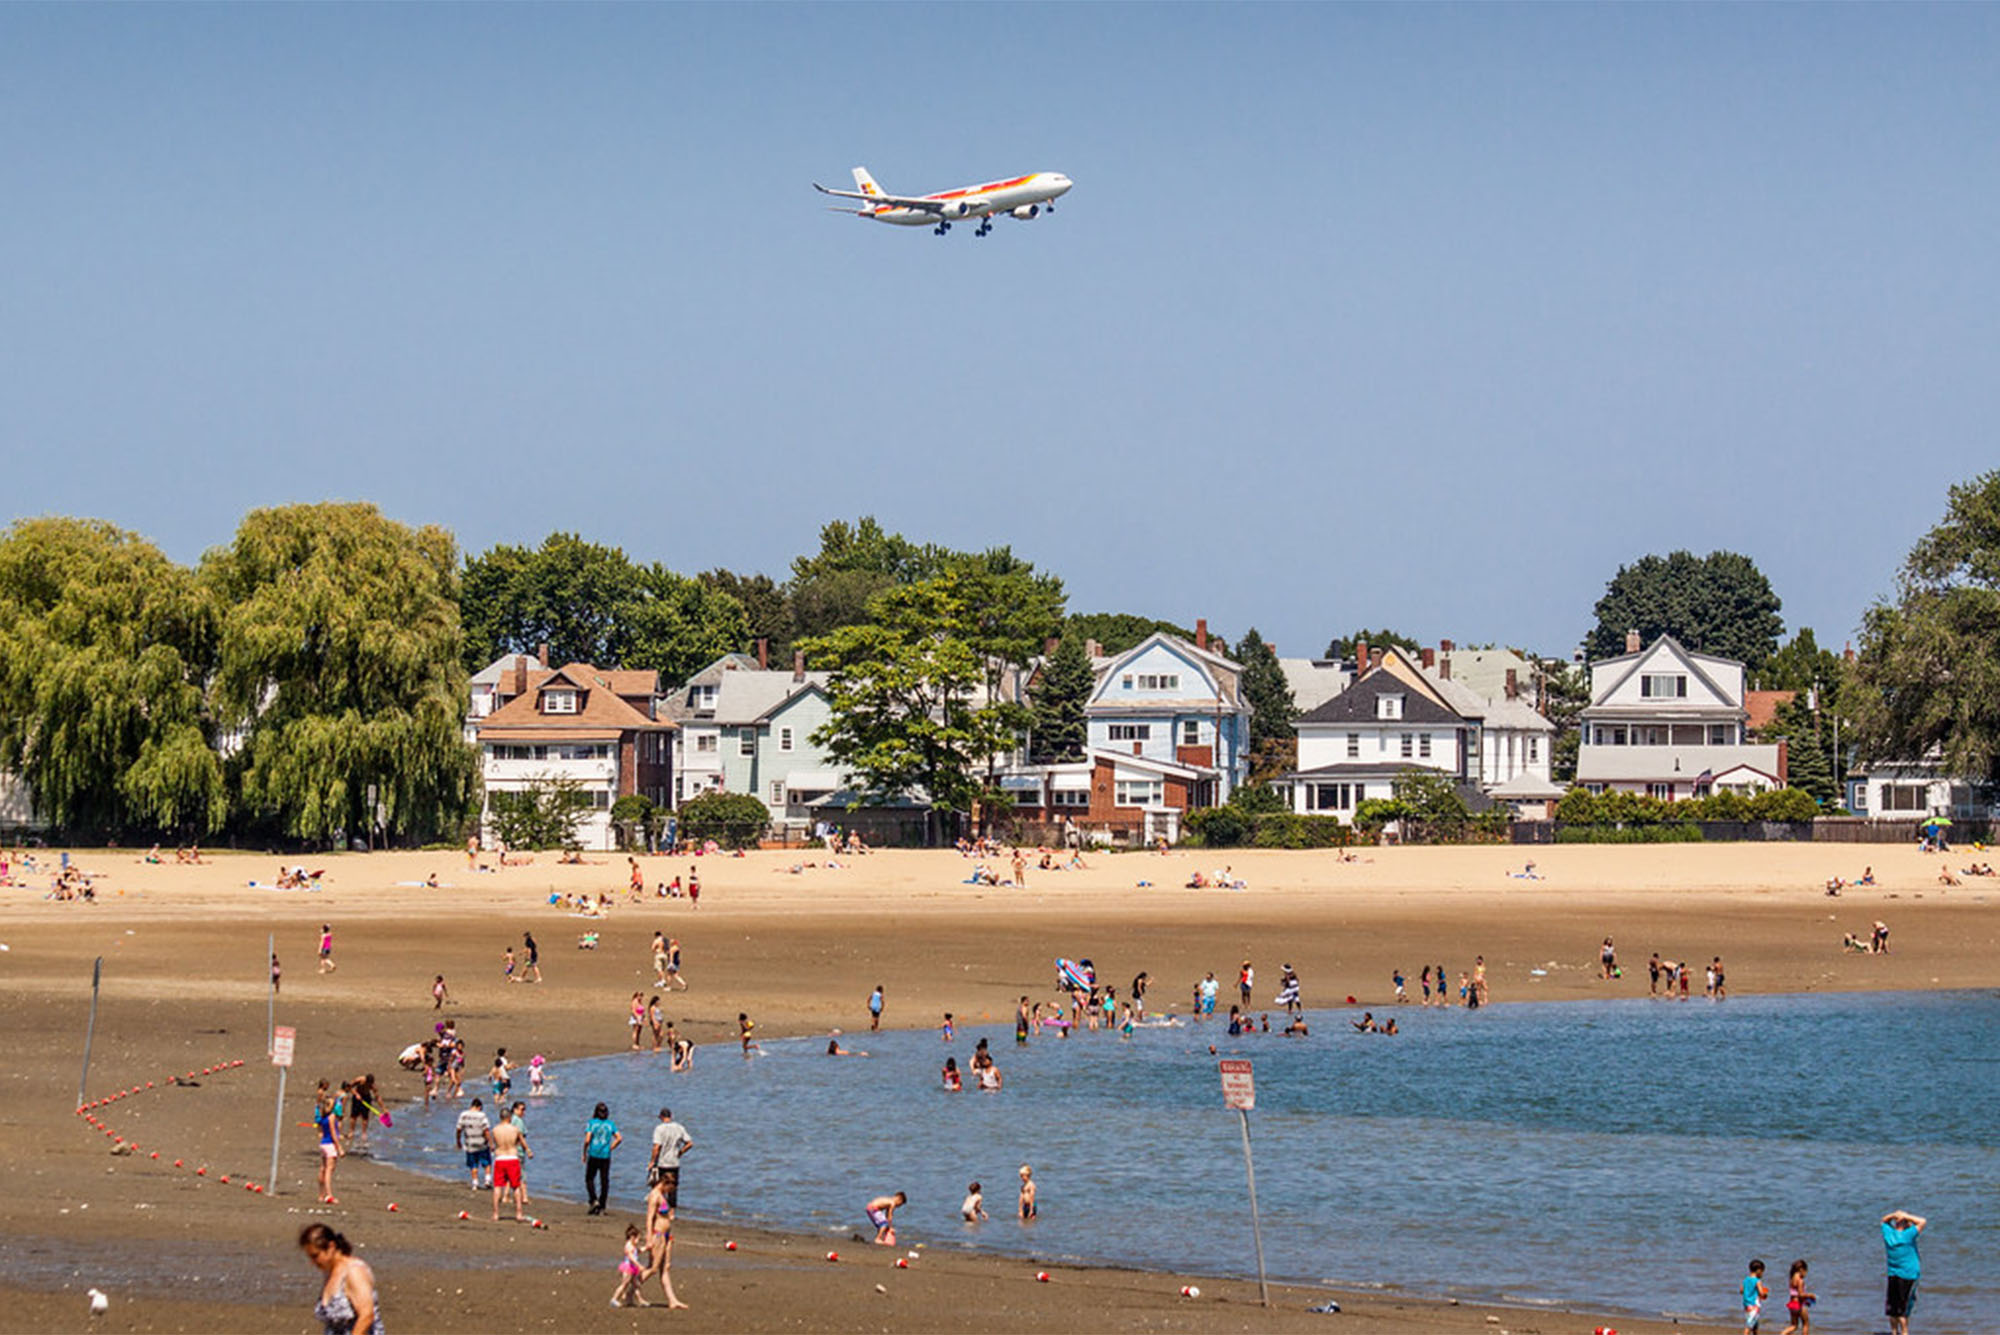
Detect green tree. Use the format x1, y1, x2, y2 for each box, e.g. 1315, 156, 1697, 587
1236, 628, 1298, 781
699, 568, 792, 660
1754, 694, 1837, 806
1063, 612, 1197, 656
677, 791, 772, 850
1324, 628, 1423, 661
204, 503, 478, 846
489, 776, 590, 851
1031, 633, 1092, 763
805, 577, 1025, 842
461, 533, 747, 685
1848, 470, 2000, 785
1541, 661, 1591, 783
0, 518, 227, 836
1391, 771, 1472, 842
1585, 550, 1784, 669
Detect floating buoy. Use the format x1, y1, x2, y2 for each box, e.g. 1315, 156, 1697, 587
385, 1202, 398, 1212
895, 1258, 909, 1269
1180, 1285, 1201, 1298
724, 1240, 736, 1251
1036, 1271, 1050, 1283
826, 1251, 839, 1263
458, 1210, 470, 1221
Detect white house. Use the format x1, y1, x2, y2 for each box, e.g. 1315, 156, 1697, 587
1575, 632, 1783, 799
1285, 647, 1486, 821
1845, 756, 1995, 823
473, 658, 675, 850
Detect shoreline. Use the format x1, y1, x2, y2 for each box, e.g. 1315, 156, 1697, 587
6, 842, 1989, 1332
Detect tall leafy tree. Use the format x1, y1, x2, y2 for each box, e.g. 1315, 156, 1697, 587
1064, 612, 1199, 656
698, 568, 792, 660
1760, 695, 1836, 805
461, 533, 747, 684
1848, 469, 2000, 783
1236, 628, 1298, 781
805, 576, 1027, 842
1585, 550, 1784, 668
1031, 633, 1093, 763
1541, 660, 1591, 783
204, 503, 478, 846
0, 518, 226, 836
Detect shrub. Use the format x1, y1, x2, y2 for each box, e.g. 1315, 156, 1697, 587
677, 791, 771, 850
1229, 782, 1288, 816
1249, 813, 1350, 849
489, 776, 590, 851
1554, 824, 1705, 844
1184, 804, 1254, 848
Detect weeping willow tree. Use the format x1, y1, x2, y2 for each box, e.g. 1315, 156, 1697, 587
204, 503, 478, 846
0, 518, 227, 836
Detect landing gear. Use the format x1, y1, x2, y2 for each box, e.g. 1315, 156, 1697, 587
933, 221, 952, 236
974, 220, 992, 237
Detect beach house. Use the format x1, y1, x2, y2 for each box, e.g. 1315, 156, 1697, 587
665, 649, 842, 830
1001, 625, 1251, 843
1574, 632, 1782, 799
472, 657, 675, 850
1844, 754, 1996, 823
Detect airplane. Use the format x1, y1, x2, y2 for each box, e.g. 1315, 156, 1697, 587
814, 167, 1073, 236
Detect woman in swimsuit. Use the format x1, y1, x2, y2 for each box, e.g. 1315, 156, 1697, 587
300, 1223, 380, 1335
641, 1176, 690, 1308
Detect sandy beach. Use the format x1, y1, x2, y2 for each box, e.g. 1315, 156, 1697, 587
3, 841, 1992, 1334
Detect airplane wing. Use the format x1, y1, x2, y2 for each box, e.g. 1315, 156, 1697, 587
813, 182, 947, 214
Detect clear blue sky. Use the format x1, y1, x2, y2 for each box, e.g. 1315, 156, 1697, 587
7, 5, 1997, 660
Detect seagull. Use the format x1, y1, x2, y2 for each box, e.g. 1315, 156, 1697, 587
88, 1288, 109, 1315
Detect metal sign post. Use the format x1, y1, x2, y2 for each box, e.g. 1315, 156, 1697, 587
269, 1025, 295, 1193
78, 957, 103, 1109
1219, 1059, 1270, 1306
266, 932, 275, 1057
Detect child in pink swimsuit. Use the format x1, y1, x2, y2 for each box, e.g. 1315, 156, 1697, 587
611, 1225, 649, 1307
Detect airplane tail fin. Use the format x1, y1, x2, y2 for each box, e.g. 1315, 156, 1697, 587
851, 167, 884, 200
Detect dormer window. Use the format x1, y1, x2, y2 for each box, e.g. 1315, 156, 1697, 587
1377, 694, 1404, 720
542, 689, 578, 714
693, 684, 717, 710
1641, 674, 1688, 699
1136, 673, 1180, 691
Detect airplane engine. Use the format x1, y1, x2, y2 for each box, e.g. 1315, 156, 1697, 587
940, 200, 973, 219
1010, 204, 1041, 220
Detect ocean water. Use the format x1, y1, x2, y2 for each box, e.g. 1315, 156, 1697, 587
377, 991, 1998, 1330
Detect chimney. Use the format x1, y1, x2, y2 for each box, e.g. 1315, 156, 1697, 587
1505, 668, 1519, 700
1440, 656, 1452, 681
1625, 628, 1642, 654
536, 641, 549, 669
1777, 737, 1789, 786
1371, 647, 1384, 671
793, 649, 806, 683
1195, 618, 1209, 651
756, 637, 769, 670
1844, 641, 1855, 662
513, 654, 527, 698
1440, 639, 1454, 654
1355, 639, 1369, 674
1420, 648, 1436, 670
1086, 639, 1102, 660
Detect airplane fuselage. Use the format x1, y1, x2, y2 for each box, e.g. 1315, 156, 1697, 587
864, 171, 1072, 226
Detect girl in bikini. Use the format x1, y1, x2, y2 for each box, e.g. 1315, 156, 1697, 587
612, 1224, 650, 1307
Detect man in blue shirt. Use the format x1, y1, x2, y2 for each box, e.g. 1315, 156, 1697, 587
582, 1102, 621, 1215
1881, 1208, 1927, 1335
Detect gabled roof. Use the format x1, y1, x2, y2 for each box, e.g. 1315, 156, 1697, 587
1090, 632, 1244, 708
476, 662, 671, 736
1589, 635, 1741, 710
1297, 649, 1466, 727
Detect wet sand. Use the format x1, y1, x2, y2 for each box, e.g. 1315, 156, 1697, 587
4, 841, 1992, 1333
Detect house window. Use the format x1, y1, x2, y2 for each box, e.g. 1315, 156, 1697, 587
779, 727, 793, 752
1584, 783, 1605, 795
588, 790, 611, 809
1310, 782, 1355, 812
1108, 724, 1150, 742
1881, 784, 1927, 813
1528, 738, 1539, 763
1136, 673, 1180, 691
1051, 789, 1089, 808
695, 734, 717, 754
1647, 783, 1676, 800
1635, 726, 1665, 746
1400, 733, 1414, 759
1121, 675, 1134, 689
1114, 779, 1163, 807
1592, 726, 1628, 746
1418, 734, 1432, 760
771, 780, 785, 805
542, 690, 577, 714
1346, 733, 1360, 759
1377, 695, 1403, 720
738, 731, 755, 756
1640, 674, 1688, 699
1708, 724, 1734, 746
693, 684, 717, 710
1180, 721, 1200, 746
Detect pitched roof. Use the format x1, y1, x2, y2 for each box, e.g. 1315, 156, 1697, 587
1297, 649, 1466, 727
476, 662, 671, 736
1743, 690, 1795, 731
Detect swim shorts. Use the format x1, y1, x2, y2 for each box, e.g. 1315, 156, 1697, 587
493, 1157, 522, 1189
866, 1207, 889, 1229
465, 1148, 492, 1170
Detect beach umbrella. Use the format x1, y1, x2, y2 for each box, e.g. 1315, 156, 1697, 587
1922, 816, 1952, 828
